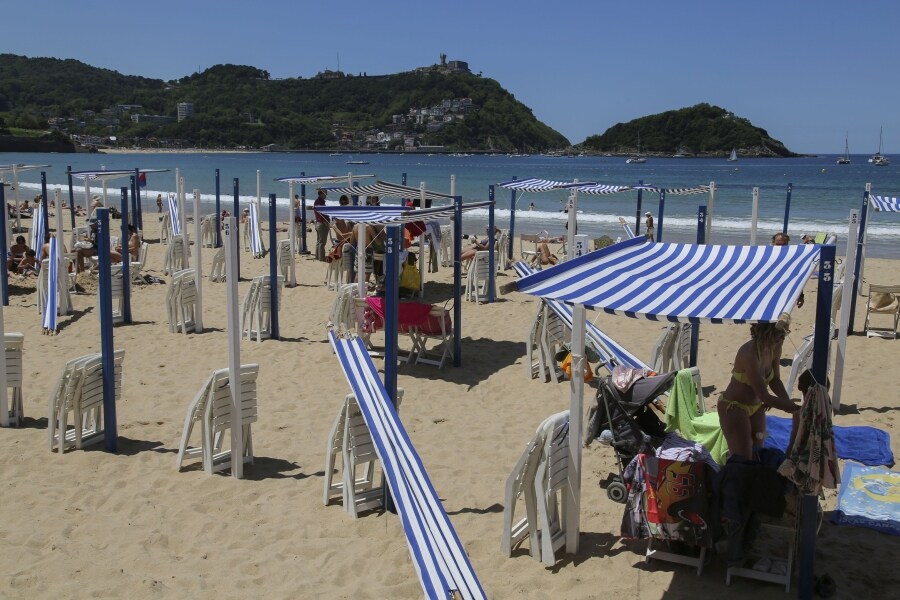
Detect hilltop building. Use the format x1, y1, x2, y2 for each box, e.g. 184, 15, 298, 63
177, 102, 194, 122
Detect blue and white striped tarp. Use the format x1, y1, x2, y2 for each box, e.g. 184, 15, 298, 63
329, 334, 486, 600
42, 236, 58, 332
68, 168, 169, 182
516, 236, 820, 324
316, 201, 493, 225
321, 180, 455, 202
513, 262, 647, 369
274, 174, 376, 184
248, 202, 263, 257
167, 195, 181, 236
559, 183, 631, 195
31, 202, 45, 252
497, 178, 591, 192
871, 195, 900, 212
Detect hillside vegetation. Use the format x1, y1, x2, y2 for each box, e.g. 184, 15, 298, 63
0, 54, 569, 152
580, 103, 796, 157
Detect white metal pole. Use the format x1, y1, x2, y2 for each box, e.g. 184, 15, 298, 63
193, 189, 204, 332
179, 177, 189, 268
566, 187, 578, 260
54, 189, 65, 249
418, 183, 426, 294
833, 209, 859, 411
450, 174, 456, 197
12, 165, 21, 232
567, 303, 586, 553
289, 181, 297, 255
223, 217, 243, 479
706, 181, 715, 243
54, 189, 71, 315
750, 187, 759, 245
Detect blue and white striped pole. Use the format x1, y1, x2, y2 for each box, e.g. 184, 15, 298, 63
119, 187, 132, 324
689, 205, 707, 367
96, 208, 118, 452
782, 182, 793, 234
268, 194, 279, 340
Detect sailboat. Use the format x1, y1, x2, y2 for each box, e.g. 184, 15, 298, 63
869, 126, 890, 165
836, 133, 850, 164
727, 148, 738, 162
625, 133, 647, 164
345, 155, 370, 165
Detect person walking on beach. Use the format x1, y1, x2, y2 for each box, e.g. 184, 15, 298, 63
156, 194, 163, 213
645, 212, 655, 242
313, 188, 330, 261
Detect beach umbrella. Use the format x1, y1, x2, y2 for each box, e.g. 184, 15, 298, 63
515, 235, 834, 598
0, 163, 50, 233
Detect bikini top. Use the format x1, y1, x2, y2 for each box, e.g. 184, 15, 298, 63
732, 369, 774, 385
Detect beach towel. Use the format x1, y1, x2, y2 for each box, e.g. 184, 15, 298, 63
833, 461, 900, 536
765, 416, 894, 467
777, 385, 840, 495
664, 369, 729, 465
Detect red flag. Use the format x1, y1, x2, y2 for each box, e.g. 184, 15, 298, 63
138, 172, 147, 188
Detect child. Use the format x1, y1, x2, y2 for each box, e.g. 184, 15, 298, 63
17, 249, 39, 278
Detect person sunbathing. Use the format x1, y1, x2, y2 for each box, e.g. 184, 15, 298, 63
115, 225, 142, 261
76, 219, 122, 273
717, 322, 799, 460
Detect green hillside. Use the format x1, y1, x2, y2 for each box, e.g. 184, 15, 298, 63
0, 54, 569, 152
580, 103, 797, 157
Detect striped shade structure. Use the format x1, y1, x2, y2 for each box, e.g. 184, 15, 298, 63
273, 174, 375, 184
68, 168, 169, 182
321, 180, 455, 202
315, 201, 493, 225
497, 177, 592, 192
516, 236, 821, 324
559, 183, 631, 195
330, 334, 486, 599
42, 236, 59, 332
248, 202, 263, 256
870, 195, 900, 212
30, 201, 45, 251
167, 194, 181, 236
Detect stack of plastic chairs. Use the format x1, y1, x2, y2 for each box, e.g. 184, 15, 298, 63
166, 269, 197, 334
240, 275, 283, 342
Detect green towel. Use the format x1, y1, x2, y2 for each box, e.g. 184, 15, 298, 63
664, 368, 729, 464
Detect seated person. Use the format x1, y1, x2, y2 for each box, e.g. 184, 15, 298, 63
537, 241, 558, 266
460, 227, 501, 264
7, 235, 28, 273
116, 225, 142, 261
76, 219, 122, 273
16, 249, 39, 277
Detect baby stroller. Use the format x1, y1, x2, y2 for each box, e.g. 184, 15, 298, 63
587, 369, 676, 503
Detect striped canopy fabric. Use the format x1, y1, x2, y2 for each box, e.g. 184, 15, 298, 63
0, 164, 51, 175
321, 180, 455, 202
30, 202, 46, 252
513, 262, 647, 369
516, 236, 821, 324
167, 194, 181, 236
274, 174, 376, 184
69, 168, 169, 182
497, 177, 591, 192
329, 334, 486, 600
248, 202, 263, 257
316, 201, 493, 225
871, 195, 900, 212
560, 183, 631, 195
42, 236, 59, 333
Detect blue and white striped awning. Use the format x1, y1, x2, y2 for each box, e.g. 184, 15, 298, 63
321, 180, 455, 201
330, 334, 486, 599
559, 183, 631, 195
316, 201, 493, 225
517, 236, 821, 324
69, 168, 169, 181
871, 195, 900, 212
0, 163, 51, 175
274, 174, 376, 184
497, 178, 592, 192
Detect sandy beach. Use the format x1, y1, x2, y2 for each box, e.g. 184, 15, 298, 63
1, 217, 898, 599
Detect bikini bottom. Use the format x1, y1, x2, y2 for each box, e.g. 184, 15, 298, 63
718, 393, 763, 417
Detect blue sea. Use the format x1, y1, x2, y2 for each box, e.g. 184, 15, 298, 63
2, 151, 898, 258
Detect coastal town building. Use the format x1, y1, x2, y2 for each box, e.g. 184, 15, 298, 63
177, 102, 194, 122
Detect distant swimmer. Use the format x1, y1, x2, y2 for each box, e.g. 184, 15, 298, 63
529, 202, 535, 211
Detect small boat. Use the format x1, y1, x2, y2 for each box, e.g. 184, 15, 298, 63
869, 126, 889, 164
329, 152, 344, 156
625, 156, 646, 164
836, 133, 851, 164
727, 148, 738, 162
345, 156, 369, 165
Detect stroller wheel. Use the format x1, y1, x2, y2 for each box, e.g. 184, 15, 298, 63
607, 481, 628, 503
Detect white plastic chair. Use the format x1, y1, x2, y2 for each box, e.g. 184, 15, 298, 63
408, 304, 454, 368
464, 251, 494, 303
209, 247, 225, 282
241, 275, 283, 342
534, 414, 572, 566
4, 333, 24, 426
277, 239, 296, 286
130, 242, 149, 283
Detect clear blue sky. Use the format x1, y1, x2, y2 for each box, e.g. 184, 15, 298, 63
4, 1, 897, 153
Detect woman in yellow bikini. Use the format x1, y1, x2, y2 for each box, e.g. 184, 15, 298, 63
717, 322, 799, 460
